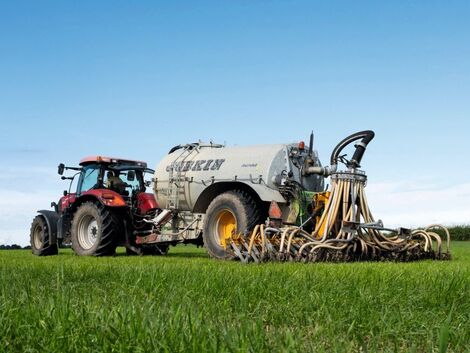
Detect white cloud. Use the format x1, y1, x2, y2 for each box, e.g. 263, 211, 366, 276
0, 189, 58, 246
0, 166, 62, 246
366, 180, 470, 228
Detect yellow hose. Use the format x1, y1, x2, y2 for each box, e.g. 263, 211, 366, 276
232, 172, 451, 263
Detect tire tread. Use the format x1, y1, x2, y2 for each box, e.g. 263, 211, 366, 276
30, 215, 58, 256
203, 190, 262, 260
71, 202, 121, 256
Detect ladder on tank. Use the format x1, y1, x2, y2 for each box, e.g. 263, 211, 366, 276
166, 146, 193, 210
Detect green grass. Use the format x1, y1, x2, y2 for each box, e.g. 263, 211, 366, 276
1, 243, 470, 353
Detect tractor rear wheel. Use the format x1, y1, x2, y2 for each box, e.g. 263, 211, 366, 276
71, 202, 121, 256
30, 216, 58, 256
203, 191, 261, 260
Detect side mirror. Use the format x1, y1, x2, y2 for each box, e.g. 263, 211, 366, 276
58, 163, 65, 175
63, 190, 68, 196
127, 171, 135, 181
51, 201, 59, 213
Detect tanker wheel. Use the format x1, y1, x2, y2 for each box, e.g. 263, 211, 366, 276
203, 191, 261, 260
30, 216, 58, 256
71, 202, 121, 256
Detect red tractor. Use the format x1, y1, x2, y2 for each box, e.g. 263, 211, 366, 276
30, 156, 164, 256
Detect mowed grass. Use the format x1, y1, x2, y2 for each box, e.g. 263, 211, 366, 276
1, 243, 470, 353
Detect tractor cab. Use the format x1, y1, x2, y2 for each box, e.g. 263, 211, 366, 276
77, 156, 152, 198
58, 156, 154, 201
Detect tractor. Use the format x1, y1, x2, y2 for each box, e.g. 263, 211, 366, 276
30, 156, 166, 256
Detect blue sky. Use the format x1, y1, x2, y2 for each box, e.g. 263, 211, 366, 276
0, 1, 469, 245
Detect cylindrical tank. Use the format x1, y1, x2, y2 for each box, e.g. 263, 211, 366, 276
153, 143, 324, 212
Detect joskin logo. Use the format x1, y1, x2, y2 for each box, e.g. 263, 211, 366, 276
166, 159, 226, 172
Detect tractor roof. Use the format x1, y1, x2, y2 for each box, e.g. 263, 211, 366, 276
79, 156, 147, 168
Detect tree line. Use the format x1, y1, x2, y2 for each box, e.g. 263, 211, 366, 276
0, 244, 31, 250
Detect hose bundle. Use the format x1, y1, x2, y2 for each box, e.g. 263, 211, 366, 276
229, 130, 451, 263
230, 173, 450, 263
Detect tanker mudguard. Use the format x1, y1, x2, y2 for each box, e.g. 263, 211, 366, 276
37, 210, 59, 245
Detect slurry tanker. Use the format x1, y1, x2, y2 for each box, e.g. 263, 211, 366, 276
30, 131, 450, 262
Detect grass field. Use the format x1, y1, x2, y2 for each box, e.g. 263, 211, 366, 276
1, 243, 469, 353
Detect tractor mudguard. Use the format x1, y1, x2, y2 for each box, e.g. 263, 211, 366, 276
136, 192, 159, 214
37, 210, 60, 245
78, 189, 126, 207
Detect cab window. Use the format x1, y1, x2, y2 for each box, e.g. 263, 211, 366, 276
78, 166, 100, 193
121, 170, 142, 191
104, 169, 142, 193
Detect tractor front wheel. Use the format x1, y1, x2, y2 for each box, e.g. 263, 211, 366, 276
30, 216, 58, 256
71, 202, 121, 256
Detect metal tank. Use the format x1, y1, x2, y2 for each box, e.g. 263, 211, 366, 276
153, 142, 325, 213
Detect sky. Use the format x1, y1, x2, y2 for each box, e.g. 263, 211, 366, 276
0, 0, 469, 245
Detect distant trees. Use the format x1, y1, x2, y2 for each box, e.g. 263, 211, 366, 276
0, 244, 31, 250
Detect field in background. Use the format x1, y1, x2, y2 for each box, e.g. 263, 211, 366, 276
441, 225, 470, 241
1, 243, 469, 353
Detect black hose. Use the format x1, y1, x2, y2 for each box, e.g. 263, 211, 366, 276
168, 145, 182, 154
330, 130, 375, 168
168, 143, 199, 154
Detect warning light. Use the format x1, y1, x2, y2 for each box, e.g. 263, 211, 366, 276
268, 201, 283, 219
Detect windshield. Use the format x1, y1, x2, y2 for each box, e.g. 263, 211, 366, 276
104, 168, 145, 194
77, 164, 149, 195
78, 165, 100, 193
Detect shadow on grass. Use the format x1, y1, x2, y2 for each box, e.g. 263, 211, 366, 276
111, 245, 209, 259
112, 252, 209, 259
166, 251, 209, 258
